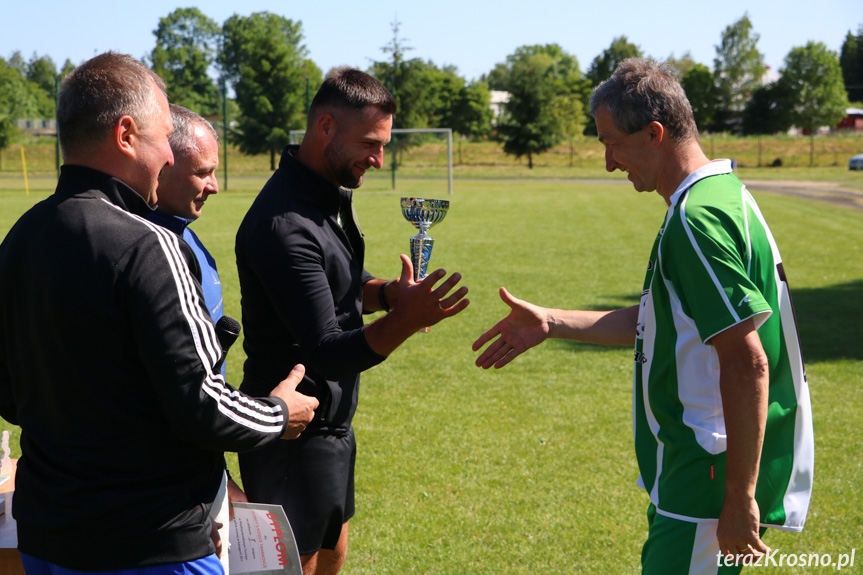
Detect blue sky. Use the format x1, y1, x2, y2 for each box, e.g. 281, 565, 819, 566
2, 0, 859, 81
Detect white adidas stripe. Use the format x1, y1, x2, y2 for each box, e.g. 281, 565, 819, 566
101, 199, 285, 431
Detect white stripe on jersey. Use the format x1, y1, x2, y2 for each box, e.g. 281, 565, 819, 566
740, 185, 753, 276
675, 192, 740, 324
635, 275, 665, 505
101, 199, 285, 432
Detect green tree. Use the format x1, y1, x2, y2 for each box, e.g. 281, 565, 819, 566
664, 52, 698, 79
491, 44, 584, 93
442, 80, 493, 140
370, 20, 482, 161
437, 80, 494, 165
681, 63, 719, 133
0, 58, 52, 167
220, 12, 317, 170
839, 24, 863, 103
375, 15, 412, 98
368, 56, 455, 157
370, 19, 441, 130
742, 82, 793, 166
26, 54, 58, 103
778, 41, 849, 166
7, 51, 27, 75
0, 55, 53, 117
586, 36, 643, 86
150, 7, 222, 115
742, 82, 791, 136
59, 59, 76, 79
550, 92, 585, 167
584, 37, 643, 134
491, 44, 585, 168
0, 116, 14, 169
712, 13, 766, 132
495, 47, 580, 168
485, 62, 509, 92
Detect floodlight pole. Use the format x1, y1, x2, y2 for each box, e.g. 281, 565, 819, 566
390, 74, 397, 190
391, 134, 397, 190
222, 78, 228, 191
446, 128, 453, 196
55, 75, 60, 179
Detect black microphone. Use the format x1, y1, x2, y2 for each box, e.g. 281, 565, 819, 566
214, 315, 241, 371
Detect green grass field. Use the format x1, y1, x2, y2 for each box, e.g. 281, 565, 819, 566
1, 173, 861, 573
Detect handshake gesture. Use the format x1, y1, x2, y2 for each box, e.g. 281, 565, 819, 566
364, 254, 470, 357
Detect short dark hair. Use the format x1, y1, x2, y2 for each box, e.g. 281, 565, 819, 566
57, 52, 167, 158
168, 104, 218, 158
307, 67, 396, 130
589, 58, 698, 143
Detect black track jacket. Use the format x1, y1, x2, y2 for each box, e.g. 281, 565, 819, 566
0, 165, 289, 569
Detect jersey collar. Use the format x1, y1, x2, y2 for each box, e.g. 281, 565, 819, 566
668, 159, 733, 208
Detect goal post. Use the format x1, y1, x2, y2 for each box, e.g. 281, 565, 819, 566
288, 127, 453, 195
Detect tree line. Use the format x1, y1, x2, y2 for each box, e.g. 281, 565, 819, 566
1, 10, 860, 169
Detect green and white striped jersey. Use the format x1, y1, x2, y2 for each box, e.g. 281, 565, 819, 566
634, 160, 813, 531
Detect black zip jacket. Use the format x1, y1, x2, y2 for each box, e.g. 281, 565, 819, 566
235, 146, 386, 433
0, 165, 289, 569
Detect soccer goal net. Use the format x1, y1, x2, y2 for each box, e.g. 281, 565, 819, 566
288, 128, 453, 195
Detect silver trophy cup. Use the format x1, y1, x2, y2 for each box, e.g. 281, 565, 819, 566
400, 197, 449, 282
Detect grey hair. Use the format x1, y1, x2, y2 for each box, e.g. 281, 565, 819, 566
57, 52, 166, 158
589, 58, 698, 143
168, 104, 219, 158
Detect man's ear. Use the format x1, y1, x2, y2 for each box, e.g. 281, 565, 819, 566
115, 115, 137, 159
647, 121, 665, 149
316, 113, 336, 141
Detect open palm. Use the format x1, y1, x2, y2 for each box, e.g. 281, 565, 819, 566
472, 287, 550, 369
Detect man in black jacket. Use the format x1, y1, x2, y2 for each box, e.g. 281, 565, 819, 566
235, 68, 469, 575
0, 52, 318, 573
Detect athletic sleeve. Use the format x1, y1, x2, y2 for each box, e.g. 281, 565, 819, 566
241, 217, 385, 382
0, 286, 14, 424
662, 194, 773, 343
0, 351, 16, 425
120, 219, 288, 451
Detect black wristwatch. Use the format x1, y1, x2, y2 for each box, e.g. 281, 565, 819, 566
378, 281, 392, 312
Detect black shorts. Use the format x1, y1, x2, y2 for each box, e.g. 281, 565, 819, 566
239, 427, 356, 555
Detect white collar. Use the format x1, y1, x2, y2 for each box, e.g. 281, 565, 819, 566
668, 159, 733, 208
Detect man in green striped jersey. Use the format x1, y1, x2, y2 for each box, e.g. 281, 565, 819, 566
472, 58, 813, 574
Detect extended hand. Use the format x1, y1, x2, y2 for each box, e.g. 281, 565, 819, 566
716, 494, 770, 562
390, 254, 469, 329
472, 287, 550, 369
269, 364, 319, 440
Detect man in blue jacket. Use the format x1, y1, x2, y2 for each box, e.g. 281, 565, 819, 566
150, 103, 247, 571
151, 104, 225, 356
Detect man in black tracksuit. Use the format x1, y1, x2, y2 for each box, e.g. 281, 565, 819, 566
234, 68, 470, 575
0, 53, 317, 572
